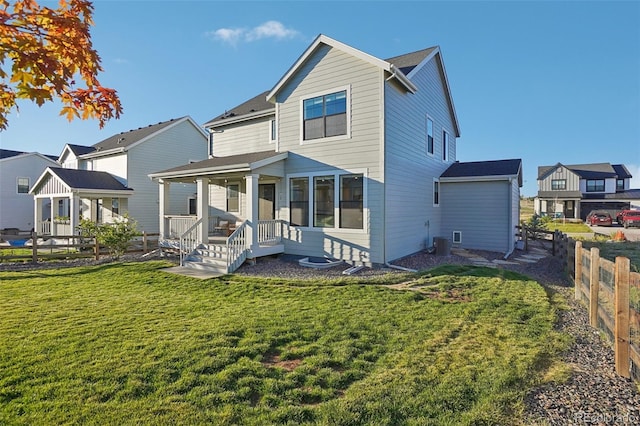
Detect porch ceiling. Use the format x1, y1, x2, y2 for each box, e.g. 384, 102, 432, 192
149, 151, 288, 182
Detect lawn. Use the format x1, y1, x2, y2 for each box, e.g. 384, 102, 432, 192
0, 261, 566, 425
544, 220, 591, 233
580, 240, 640, 272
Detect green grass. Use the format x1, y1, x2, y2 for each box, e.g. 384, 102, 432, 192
580, 240, 640, 272
0, 262, 567, 425
544, 220, 591, 233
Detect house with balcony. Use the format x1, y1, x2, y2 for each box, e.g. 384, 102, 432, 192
29, 116, 208, 235
151, 34, 522, 273
535, 162, 640, 220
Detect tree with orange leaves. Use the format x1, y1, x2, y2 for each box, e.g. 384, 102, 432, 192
0, 0, 122, 130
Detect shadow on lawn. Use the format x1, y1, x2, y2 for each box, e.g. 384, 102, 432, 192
419, 264, 533, 282
0, 260, 170, 282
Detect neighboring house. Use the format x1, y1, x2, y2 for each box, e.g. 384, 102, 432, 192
0, 149, 58, 231
150, 34, 521, 272
535, 162, 640, 220
30, 116, 208, 235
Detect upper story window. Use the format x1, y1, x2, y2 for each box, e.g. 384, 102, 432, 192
586, 179, 605, 192
442, 130, 449, 161
270, 119, 276, 142
551, 179, 566, 190
616, 179, 625, 191
17, 177, 29, 194
303, 90, 347, 140
433, 179, 440, 206
426, 116, 434, 155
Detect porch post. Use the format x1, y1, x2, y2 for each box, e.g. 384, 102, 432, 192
245, 173, 259, 253
70, 193, 80, 235
50, 196, 57, 236
33, 198, 40, 234
196, 177, 209, 242
158, 180, 170, 238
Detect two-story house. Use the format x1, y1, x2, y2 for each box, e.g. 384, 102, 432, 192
150, 35, 522, 272
535, 162, 640, 220
29, 116, 208, 235
0, 149, 59, 232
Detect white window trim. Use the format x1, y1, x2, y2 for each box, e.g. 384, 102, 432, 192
426, 114, 435, 156
187, 196, 197, 215
453, 231, 462, 244
269, 118, 277, 144
16, 176, 29, 194
299, 85, 351, 145
226, 182, 240, 213
442, 129, 449, 162
286, 168, 367, 234
433, 178, 440, 207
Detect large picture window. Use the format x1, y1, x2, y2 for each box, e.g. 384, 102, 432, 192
290, 177, 309, 227
340, 174, 363, 229
314, 176, 334, 227
303, 90, 347, 140
586, 179, 604, 192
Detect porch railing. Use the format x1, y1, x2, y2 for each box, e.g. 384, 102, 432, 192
257, 219, 283, 245
39, 221, 51, 235
227, 220, 249, 273
179, 218, 202, 266
166, 215, 197, 239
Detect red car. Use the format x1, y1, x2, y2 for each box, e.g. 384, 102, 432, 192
586, 210, 613, 226
619, 210, 640, 228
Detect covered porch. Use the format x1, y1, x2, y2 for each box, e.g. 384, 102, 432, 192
149, 151, 288, 272
30, 167, 134, 236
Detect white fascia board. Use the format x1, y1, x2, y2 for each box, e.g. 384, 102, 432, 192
80, 147, 126, 159
75, 189, 135, 197
249, 152, 288, 169
266, 34, 391, 103
0, 151, 58, 165
149, 166, 252, 180
29, 167, 72, 195
204, 108, 275, 129
439, 175, 516, 183
389, 64, 418, 93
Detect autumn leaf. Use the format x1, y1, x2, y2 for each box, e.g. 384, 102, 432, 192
0, 0, 122, 130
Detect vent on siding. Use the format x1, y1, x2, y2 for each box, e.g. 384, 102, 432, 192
452, 231, 462, 244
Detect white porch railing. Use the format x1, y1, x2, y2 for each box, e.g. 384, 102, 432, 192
227, 220, 249, 273
179, 218, 202, 266
166, 215, 197, 239
39, 221, 51, 235
257, 219, 283, 245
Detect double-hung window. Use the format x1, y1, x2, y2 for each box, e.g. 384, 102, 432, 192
314, 176, 335, 227
17, 177, 29, 194
426, 116, 434, 155
303, 90, 347, 140
290, 178, 309, 227
442, 130, 449, 161
433, 180, 440, 206
226, 184, 239, 212
586, 179, 604, 192
340, 175, 363, 229
551, 179, 566, 190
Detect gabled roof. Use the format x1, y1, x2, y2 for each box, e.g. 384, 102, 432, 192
612, 164, 632, 179
67, 144, 95, 156
30, 167, 133, 195
265, 34, 460, 137
204, 91, 274, 128
385, 47, 437, 76
440, 159, 523, 186
149, 151, 288, 180
538, 162, 624, 180
0, 149, 58, 163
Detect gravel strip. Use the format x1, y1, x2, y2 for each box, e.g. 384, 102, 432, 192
2, 243, 638, 424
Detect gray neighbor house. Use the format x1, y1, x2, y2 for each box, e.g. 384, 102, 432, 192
150, 34, 523, 273
535, 162, 640, 220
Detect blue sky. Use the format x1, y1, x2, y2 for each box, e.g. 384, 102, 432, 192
1, 0, 639, 196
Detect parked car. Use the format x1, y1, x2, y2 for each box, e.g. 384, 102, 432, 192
619, 210, 640, 228
586, 210, 613, 226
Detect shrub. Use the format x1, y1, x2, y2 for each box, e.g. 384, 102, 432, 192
77, 213, 140, 259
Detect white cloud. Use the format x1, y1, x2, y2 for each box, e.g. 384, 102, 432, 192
206, 21, 299, 46
246, 21, 299, 41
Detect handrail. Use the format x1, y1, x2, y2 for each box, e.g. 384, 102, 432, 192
257, 219, 283, 245
179, 218, 202, 266
226, 220, 249, 273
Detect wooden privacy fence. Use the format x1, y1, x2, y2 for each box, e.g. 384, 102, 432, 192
0, 232, 159, 263
572, 240, 640, 381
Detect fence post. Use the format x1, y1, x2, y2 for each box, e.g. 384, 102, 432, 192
143, 231, 148, 253
94, 236, 100, 261
552, 230, 557, 256
589, 247, 600, 328
614, 256, 631, 378
574, 240, 582, 300
31, 231, 37, 263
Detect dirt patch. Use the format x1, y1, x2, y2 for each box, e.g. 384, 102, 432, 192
262, 352, 302, 371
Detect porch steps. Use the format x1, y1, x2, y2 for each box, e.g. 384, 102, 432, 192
183, 244, 230, 274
